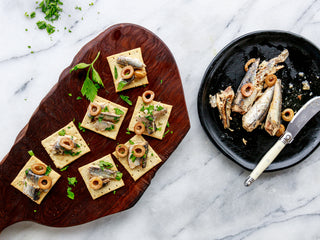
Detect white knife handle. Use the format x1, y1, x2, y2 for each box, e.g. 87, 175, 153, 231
244, 138, 287, 187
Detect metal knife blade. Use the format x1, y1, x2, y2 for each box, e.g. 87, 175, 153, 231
285, 96, 320, 142
244, 96, 320, 187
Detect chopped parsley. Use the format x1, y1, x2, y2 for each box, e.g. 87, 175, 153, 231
105, 125, 115, 131
163, 129, 170, 138
36, 21, 55, 35
130, 153, 136, 162
102, 106, 109, 112
98, 116, 104, 122
64, 150, 81, 156
117, 81, 127, 91
68, 93, 72, 96
119, 95, 132, 105
60, 166, 69, 171
45, 166, 52, 176
68, 177, 78, 186
75, 6, 82, 11
129, 140, 135, 145
167, 122, 170, 128
114, 108, 124, 115
115, 172, 123, 181
78, 122, 85, 132
67, 187, 74, 200
33, 209, 37, 213
28, 150, 34, 156
113, 190, 116, 195
99, 161, 113, 170
25, 168, 30, 175
70, 52, 104, 102
58, 129, 66, 136
160, 79, 163, 84
76, 96, 82, 100
156, 105, 164, 111
114, 66, 118, 79
126, 128, 131, 134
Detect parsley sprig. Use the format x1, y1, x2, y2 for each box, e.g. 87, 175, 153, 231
70, 52, 104, 102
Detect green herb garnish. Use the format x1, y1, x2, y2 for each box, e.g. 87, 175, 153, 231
34, 209, 37, 212
163, 129, 170, 138
36, 21, 55, 34
75, 6, 82, 10
68, 177, 77, 186
25, 168, 30, 175
129, 140, 135, 145
101, 106, 109, 112
117, 81, 127, 91
156, 105, 164, 111
60, 166, 69, 171
115, 172, 123, 181
114, 66, 118, 79
78, 122, 85, 132
160, 79, 163, 84
114, 108, 124, 115
113, 190, 116, 195
166, 122, 170, 128
105, 125, 115, 131
130, 153, 136, 162
126, 128, 131, 134
70, 52, 104, 102
98, 116, 104, 122
67, 187, 74, 200
120, 95, 132, 105
58, 129, 66, 136
68, 93, 72, 96
76, 96, 82, 100
28, 150, 34, 156
64, 150, 81, 156
99, 161, 113, 170
45, 166, 52, 176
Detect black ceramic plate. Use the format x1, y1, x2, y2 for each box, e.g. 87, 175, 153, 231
198, 31, 320, 171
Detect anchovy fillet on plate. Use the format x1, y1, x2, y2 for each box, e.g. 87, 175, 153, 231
209, 86, 235, 129
232, 58, 260, 114
265, 79, 282, 136
242, 86, 275, 132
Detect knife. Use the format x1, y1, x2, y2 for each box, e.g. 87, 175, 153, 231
244, 96, 320, 187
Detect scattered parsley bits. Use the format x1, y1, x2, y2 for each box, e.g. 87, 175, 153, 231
126, 128, 131, 134
99, 161, 113, 170
60, 166, 69, 171
114, 66, 118, 79
115, 172, 123, 181
113, 190, 116, 195
120, 95, 132, 105
58, 129, 66, 136
163, 129, 170, 138
129, 140, 135, 145
67, 187, 74, 200
75, 6, 82, 11
78, 122, 85, 132
36, 21, 46, 29
89, 2, 94, 6
160, 79, 163, 84
70, 52, 104, 102
114, 108, 124, 115
45, 166, 52, 176
68, 177, 78, 186
76, 96, 82, 100
28, 46, 31, 49
25, 28, 28, 31
167, 122, 170, 128
68, 93, 72, 96
28, 150, 34, 156
38, 0, 63, 22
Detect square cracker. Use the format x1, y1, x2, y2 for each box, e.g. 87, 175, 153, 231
107, 47, 148, 92
128, 96, 172, 140
81, 96, 128, 140
113, 135, 162, 181
11, 156, 61, 204
41, 121, 90, 169
78, 154, 125, 200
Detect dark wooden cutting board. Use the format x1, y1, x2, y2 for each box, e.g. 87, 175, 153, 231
0, 23, 190, 232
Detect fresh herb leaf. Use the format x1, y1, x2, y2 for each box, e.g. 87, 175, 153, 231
45, 166, 52, 176
68, 177, 77, 186
140, 105, 145, 112
115, 172, 123, 181
28, 150, 34, 156
46, 23, 55, 34
76, 96, 82, 100
120, 95, 132, 105
81, 76, 98, 102
92, 66, 104, 87
98, 116, 104, 122
64, 150, 81, 156
58, 129, 66, 136
101, 106, 109, 112
105, 125, 115, 131
114, 108, 124, 115
145, 115, 154, 122
30, 12, 36, 18
36, 21, 47, 29
99, 161, 113, 170
78, 122, 85, 132
130, 153, 136, 162
117, 81, 127, 91
126, 128, 131, 134
129, 140, 135, 145
70, 63, 90, 73
156, 105, 164, 111
60, 166, 69, 171
67, 187, 74, 200
114, 66, 118, 79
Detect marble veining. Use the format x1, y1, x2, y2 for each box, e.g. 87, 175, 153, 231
2, 0, 320, 239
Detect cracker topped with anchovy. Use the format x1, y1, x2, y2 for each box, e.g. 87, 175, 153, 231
41, 121, 90, 169
128, 92, 172, 140
78, 154, 124, 200
113, 135, 162, 181
11, 156, 60, 204
81, 96, 128, 140
107, 47, 148, 92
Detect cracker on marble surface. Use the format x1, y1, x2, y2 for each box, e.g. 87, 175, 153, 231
78, 154, 125, 200
128, 96, 172, 140
41, 121, 90, 169
11, 156, 61, 204
113, 135, 162, 181
107, 48, 148, 92
80, 96, 128, 140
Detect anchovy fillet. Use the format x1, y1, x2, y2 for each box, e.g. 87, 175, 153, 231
265, 79, 282, 136
117, 56, 146, 69
242, 86, 275, 132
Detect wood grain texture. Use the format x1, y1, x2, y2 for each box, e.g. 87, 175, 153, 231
0, 23, 190, 232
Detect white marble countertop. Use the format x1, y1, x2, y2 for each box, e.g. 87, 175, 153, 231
2, 0, 320, 239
